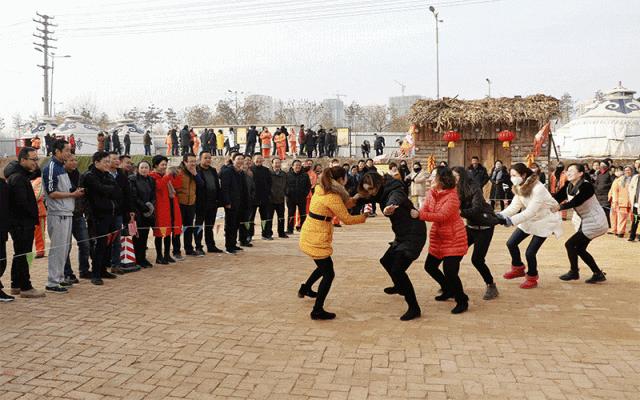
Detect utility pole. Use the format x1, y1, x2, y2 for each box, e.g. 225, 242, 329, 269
429, 6, 443, 100
33, 12, 57, 117
486, 78, 492, 98
334, 93, 346, 127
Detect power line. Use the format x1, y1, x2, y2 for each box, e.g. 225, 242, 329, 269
54, 0, 505, 38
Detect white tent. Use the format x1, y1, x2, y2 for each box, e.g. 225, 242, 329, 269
52, 115, 100, 136
113, 119, 145, 136
556, 84, 640, 159
28, 117, 58, 137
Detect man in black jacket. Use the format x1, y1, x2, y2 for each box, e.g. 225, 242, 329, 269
108, 153, 135, 273
220, 153, 246, 254
251, 155, 273, 240
4, 148, 45, 298
285, 160, 311, 234
245, 126, 258, 156
195, 151, 223, 254
143, 130, 152, 155
267, 158, 288, 239
468, 156, 490, 190
123, 132, 131, 156
180, 125, 191, 156
374, 133, 385, 156
83, 151, 121, 285
317, 126, 326, 157
112, 130, 121, 155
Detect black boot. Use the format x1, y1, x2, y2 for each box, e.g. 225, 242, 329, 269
435, 292, 453, 301
585, 271, 606, 284
156, 257, 168, 265
310, 308, 336, 320
384, 286, 401, 295
451, 295, 469, 314
559, 270, 580, 281
400, 306, 421, 321
298, 284, 318, 298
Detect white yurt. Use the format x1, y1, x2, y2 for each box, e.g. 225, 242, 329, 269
556, 83, 640, 159
52, 115, 101, 136
28, 117, 58, 137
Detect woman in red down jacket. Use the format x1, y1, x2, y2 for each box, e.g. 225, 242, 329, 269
149, 155, 183, 264
411, 166, 470, 314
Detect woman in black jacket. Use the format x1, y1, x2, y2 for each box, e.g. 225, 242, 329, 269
489, 160, 511, 210
129, 161, 156, 268
358, 173, 427, 321
452, 167, 500, 300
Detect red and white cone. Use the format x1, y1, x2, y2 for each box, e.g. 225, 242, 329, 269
120, 236, 137, 269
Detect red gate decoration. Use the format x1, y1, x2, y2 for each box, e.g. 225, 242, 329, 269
497, 130, 516, 149
443, 130, 461, 148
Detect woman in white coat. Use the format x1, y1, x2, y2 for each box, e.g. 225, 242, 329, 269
552, 164, 608, 283
497, 163, 562, 289
405, 161, 431, 208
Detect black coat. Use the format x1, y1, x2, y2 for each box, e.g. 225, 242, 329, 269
196, 165, 221, 213
81, 165, 121, 218
251, 165, 272, 205
374, 135, 385, 149
124, 134, 131, 145
112, 132, 121, 150
286, 170, 311, 201
490, 167, 511, 201
0, 178, 9, 235
459, 184, 500, 227
468, 165, 490, 188
270, 170, 287, 204
371, 175, 426, 259
129, 174, 156, 224
219, 165, 244, 210
180, 128, 190, 147
113, 170, 133, 219
246, 128, 258, 145
3, 161, 39, 229
594, 170, 614, 206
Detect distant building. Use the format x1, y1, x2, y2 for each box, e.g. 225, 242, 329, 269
389, 95, 423, 116
322, 98, 345, 126
246, 94, 274, 121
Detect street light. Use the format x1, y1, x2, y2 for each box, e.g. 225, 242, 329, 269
428, 5, 443, 99
486, 78, 492, 98
49, 53, 71, 116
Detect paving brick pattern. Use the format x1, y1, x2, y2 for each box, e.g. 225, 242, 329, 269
1, 219, 639, 399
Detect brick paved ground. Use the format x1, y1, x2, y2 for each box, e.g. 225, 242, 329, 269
1, 218, 639, 399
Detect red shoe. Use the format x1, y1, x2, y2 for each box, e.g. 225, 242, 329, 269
519, 275, 538, 289
503, 265, 526, 280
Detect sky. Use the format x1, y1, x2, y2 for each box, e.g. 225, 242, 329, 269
0, 0, 639, 132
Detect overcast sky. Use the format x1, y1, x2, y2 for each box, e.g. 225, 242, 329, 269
1, 0, 638, 130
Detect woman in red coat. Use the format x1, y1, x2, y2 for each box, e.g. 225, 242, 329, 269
149, 155, 182, 264
412, 166, 470, 314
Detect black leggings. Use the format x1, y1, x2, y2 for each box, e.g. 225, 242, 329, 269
424, 254, 467, 302
380, 247, 419, 309
565, 231, 601, 274
466, 227, 495, 285
305, 257, 335, 311
154, 236, 172, 259
506, 228, 547, 276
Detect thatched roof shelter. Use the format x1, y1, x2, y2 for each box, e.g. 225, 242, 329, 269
408, 94, 559, 131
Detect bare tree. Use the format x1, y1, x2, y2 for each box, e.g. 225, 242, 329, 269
0, 117, 5, 133
362, 105, 390, 132
388, 107, 409, 132
559, 93, 575, 123
344, 101, 364, 131
94, 112, 111, 130
295, 100, 327, 129
184, 105, 213, 126
242, 97, 265, 125
214, 100, 238, 125
68, 97, 99, 121
12, 113, 26, 134
143, 103, 164, 131
164, 107, 181, 129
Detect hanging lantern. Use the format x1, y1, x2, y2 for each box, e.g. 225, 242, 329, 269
498, 130, 516, 148
442, 130, 461, 148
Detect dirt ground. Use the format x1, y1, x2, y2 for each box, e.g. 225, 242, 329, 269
0, 218, 639, 399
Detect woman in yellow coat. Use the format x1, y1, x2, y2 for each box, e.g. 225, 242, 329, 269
299, 166, 368, 320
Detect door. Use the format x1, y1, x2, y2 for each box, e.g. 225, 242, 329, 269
494, 142, 512, 168
447, 142, 465, 167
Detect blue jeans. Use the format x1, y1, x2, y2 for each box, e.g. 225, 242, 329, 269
506, 228, 547, 276
110, 215, 123, 268
64, 215, 91, 277
144, 144, 151, 155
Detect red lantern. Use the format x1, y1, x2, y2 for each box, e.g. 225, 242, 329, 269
443, 130, 461, 148
498, 130, 516, 148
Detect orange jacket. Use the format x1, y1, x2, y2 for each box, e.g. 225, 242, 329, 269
274, 133, 287, 148
260, 131, 272, 146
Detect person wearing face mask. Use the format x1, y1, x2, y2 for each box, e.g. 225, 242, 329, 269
607, 166, 633, 237
552, 164, 608, 283
410, 166, 469, 314
298, 166, 368, 320
594, 161, 614, 228
489, 160, 510, 211
497, 163, 563, 289
550, 163, 568, 220
405, 162, 430, 209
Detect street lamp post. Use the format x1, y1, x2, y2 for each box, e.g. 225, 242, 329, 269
429, 6, 443, 99
227, 89, 245, 124
486, 78, 492, 98
49, 53, 71, 116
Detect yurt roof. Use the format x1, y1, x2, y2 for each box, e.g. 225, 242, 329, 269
408, 94, 559, 130
52, 116, 100, 135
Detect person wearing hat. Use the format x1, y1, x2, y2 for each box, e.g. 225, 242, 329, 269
129, 160, 156, 268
